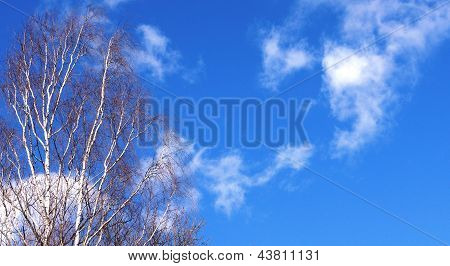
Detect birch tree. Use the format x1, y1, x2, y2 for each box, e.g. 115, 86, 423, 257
0, 11, 201, 246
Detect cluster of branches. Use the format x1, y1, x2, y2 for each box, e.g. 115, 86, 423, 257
0, 11, 202, 246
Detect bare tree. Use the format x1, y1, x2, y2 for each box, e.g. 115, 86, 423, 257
0, 10, 202, 246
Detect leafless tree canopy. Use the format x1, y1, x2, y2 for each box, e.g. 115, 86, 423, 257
0, 11, 202, 246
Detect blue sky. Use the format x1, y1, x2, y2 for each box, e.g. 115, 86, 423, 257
1, 0, 450, 245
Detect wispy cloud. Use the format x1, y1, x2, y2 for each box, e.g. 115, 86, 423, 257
322, 45, 393, 154
279, 177, 313, 193
260, 0, 450, 156
182, 58, 206, 84
260, 30, 312, 90
321, 0, 450, 156
257, 0, 324, 90
129, 24, 181, 80
190, 150, 250, 216
190, 145, 313, 216
275, 144, 312, 170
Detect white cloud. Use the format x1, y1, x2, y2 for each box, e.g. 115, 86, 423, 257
262, 0, 450, 156
182, 58, 205, 84
323, 47, 389, 90
191, 145, 313, 216
260, 31, 312, 90
190, 150, 251, 215
130, 24, 180, 80
322, 46, 393, 154
320, 0, 450, 156
275, 144, 313, 170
